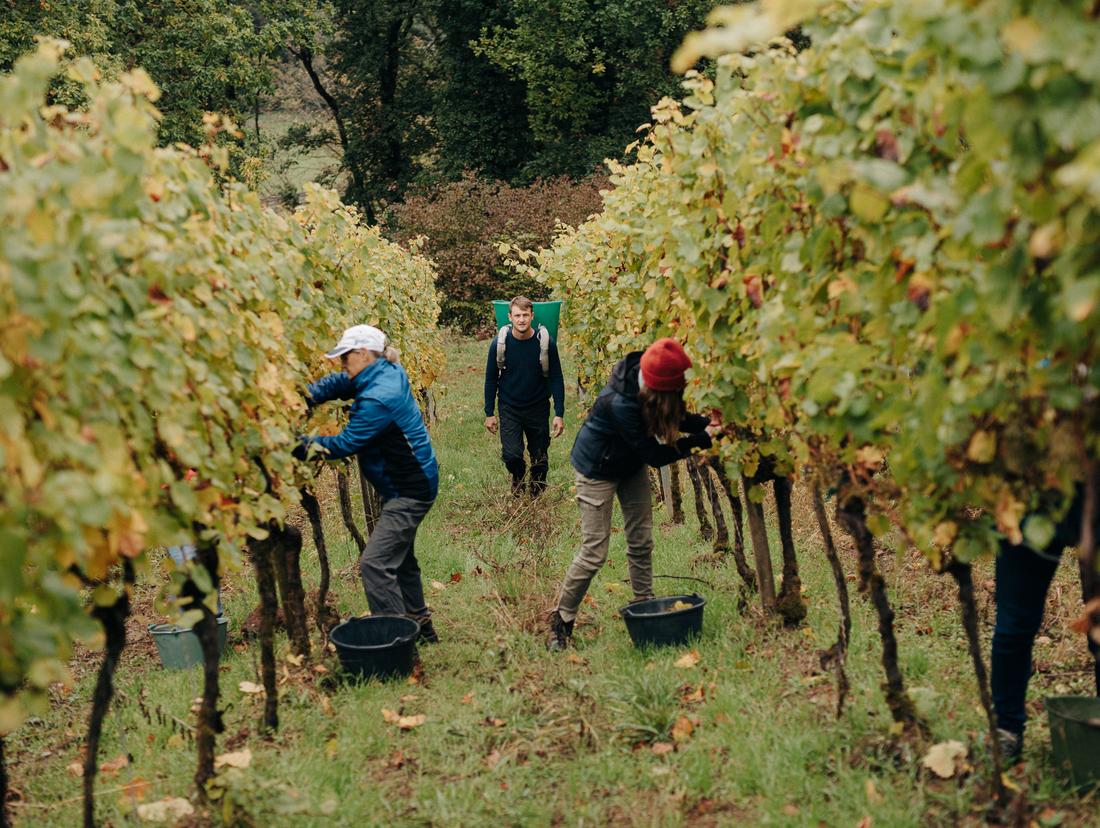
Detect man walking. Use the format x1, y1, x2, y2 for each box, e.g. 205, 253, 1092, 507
484, 296, 565, 495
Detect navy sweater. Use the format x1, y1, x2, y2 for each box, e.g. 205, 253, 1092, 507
484, 331, 565, 417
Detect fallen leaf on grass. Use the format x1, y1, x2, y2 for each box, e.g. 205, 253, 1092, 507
66, 761, 83, 778
670, 716, 694, 743
430, 580, 448, 592
214, 748, 252, 770
136, 797, 195, 822
922, 740, 967, 779
483, 717, 507, 728
450, 572, 462, 583
389, 749, 407, 769
460, 693, 475, 704
674, 650, 701, 669
286, 653, 304, 667
100, 753, 129, 777
400, 694, 418, 702
398, 715, 426, 730
864, 777, 883, 805
782, 803, 800, 816
312, 664, 328, 674
485, 749, 503, 769
238, 681, 264, 695
119, 777, 151, 806
567, 653, 585, 665
651, 742, 675, 756
855, 816, 873, 828
319, 696, 334, 716
324, 738, 338, 759
681, 685, 705, 703
381, 708, 400, 724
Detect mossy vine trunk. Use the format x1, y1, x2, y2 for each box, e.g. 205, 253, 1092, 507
337, 465, 367, 554
710, 459, 753, 590
701, 463, 730, 553
811, 485, 851, 717
742, 475, 777, 614
947, 560, 1007, 802
773, 478, 807, 626
301, 488, 337, 633
271, 525, 311, 658
836, 494, 922, 731
247, 531, 280, 734
669, 461, 685, 525
82, 563, 133, 828
0, 734, 8, 828
686, 461, 714, 542
182, 541, 224, 793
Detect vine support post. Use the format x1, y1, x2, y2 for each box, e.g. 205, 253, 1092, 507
774, 478, 807, 626
811, 485, 851, 717
947, 560, 1007, 802
82, 561, 133, 828
185, 540, 224, 795
836, 493, 923, 732
742, 474, 777, 614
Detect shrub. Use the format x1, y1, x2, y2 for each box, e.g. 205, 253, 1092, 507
386, 172, 605, 333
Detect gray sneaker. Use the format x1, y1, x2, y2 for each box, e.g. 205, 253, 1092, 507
995, 727, 1024, 763
546, 611, 574, 651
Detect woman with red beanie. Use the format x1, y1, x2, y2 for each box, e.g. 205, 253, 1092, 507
547, 338, 718, 650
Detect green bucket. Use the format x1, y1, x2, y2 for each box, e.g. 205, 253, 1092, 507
1045, 695, 1100, 790
492, 300, 562, 341
149, 617, 229, 670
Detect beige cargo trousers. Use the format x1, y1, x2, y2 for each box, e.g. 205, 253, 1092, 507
555, 465, 655, 623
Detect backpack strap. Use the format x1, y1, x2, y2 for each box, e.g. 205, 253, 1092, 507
536, 325, 550, 378
495, 325, 510, 374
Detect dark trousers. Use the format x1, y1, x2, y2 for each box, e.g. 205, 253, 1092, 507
992, 490, 1100, 735
499, 400, 551, 488
358, 497, 435, 618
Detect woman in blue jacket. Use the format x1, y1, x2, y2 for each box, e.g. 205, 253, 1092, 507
547, 338, 717, 651
296, 325, 441, 643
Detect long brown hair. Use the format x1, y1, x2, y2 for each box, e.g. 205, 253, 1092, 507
638, 385, 686, 445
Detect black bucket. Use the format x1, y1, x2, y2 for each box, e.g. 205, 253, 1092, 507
329, 615, 419, 682
620, 594, 706, 648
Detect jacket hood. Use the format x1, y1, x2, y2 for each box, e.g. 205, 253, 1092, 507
608, 352, 643, 398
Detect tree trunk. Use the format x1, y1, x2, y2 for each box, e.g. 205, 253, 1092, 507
295, 46, 372, 221
301, 488, 337, 634
686, 461, 714, 541
247, 533, 280, 734
774, 477, 807, 626
183, 542, 224, 793
710, 459, 754, 591
81, 565, 132, 828
836, 494, 922, 730
669, 461, 685, 525
742, 475, 777, 613
701, 463, 730, 552
811, 485, 851, 718
948, 561, 1006, 801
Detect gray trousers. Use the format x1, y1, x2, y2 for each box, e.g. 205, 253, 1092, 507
555, 466, 655, 623
359, 497, 435, 618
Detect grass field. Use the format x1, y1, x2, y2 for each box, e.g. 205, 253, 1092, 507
7, 336, 1098, 827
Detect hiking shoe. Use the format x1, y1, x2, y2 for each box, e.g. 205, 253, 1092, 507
414, 617, 439, 645
995, 727, 1024, 763
546, 611, 574, 651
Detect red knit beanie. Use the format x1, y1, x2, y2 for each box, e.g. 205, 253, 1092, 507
640, 338, 691, 392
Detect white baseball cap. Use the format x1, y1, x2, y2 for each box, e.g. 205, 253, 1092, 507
324, 324, 386, 359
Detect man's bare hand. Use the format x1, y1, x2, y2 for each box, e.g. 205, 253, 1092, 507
485, 415, 498, 434
551, 416, 564, 438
